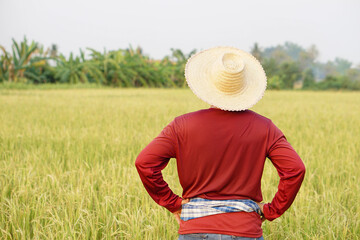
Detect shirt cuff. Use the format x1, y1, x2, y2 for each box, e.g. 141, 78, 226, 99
263, 203, 278, 221
168, 197, 183, 213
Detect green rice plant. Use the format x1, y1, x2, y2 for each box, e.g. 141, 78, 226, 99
0, 89, 359, 239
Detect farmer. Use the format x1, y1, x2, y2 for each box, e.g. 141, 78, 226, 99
135, 47, 305, 239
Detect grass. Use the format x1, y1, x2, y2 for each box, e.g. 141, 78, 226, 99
0, 88, 359, 239
0, 82, 105, 90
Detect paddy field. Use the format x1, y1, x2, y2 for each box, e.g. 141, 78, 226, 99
0, 89, 359, 239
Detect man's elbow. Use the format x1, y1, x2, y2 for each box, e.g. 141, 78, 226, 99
297, 160, 306, 179
135, 153, 145, 170
286, 158, 306, 180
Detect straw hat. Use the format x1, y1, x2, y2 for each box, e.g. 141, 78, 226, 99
185, 46, 267, 111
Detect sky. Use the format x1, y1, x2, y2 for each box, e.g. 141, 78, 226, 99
1, 0, 360, 65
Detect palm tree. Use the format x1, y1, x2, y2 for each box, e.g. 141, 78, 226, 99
22, 43, 56, 83
10, 37, 40, 82
169, 48, 196, 87
55, 50, 104, 84
0, 37, 51, 83
0, 46, 11, 81
87, 48, 127, 85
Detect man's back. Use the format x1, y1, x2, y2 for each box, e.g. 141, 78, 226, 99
174, 108, 271, 201
136, 108, 305, 237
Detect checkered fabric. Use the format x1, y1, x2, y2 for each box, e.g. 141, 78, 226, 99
180, 198, 262, 221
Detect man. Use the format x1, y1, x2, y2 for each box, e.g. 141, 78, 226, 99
135, 47, 305, 239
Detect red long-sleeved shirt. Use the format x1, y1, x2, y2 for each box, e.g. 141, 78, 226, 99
135, 108, 305, 237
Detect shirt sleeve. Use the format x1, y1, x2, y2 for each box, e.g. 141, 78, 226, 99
262, 120, 306, 221
135, 119, 183, 213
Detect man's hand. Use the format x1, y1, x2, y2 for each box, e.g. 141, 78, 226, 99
173, 198, 190, 225
256, 202, 266, 222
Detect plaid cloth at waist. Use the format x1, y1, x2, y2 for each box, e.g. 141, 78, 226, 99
180, 198, 262, 221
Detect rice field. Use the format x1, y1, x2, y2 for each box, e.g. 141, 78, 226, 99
0, 88, 359, 239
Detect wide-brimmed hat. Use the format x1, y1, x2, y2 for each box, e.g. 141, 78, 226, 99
185, 46, 267, 111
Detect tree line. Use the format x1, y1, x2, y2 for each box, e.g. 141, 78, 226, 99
1, 37, 359, 90
251, 42, 360, 90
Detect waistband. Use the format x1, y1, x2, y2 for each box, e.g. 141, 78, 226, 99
180, 198, 261, 221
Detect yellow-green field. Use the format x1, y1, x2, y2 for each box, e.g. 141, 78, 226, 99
0, 89, 359, 239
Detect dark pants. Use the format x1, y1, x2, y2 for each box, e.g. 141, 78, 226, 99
178, 233, 264, 240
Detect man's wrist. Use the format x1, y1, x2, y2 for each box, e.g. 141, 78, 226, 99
169, 197, 183, 213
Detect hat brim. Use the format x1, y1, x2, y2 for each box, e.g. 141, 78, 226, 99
185, 47, 267, 111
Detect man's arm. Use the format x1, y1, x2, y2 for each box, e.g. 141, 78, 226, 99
262, 121, 306, 221
135, 120, 183, 213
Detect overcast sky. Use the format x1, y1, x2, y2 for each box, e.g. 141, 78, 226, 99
1, 0, 359, 65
